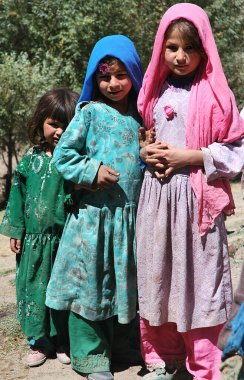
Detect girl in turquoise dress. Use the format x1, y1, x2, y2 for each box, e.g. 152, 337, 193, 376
0, 88, 78, 367
45, 35, 144, 380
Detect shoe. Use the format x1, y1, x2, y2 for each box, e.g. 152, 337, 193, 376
112, 348, 142, 365
26, 347, 47, 367
142, 367, 176, 380
56, 349, 71, 364
87, 371, 114, 380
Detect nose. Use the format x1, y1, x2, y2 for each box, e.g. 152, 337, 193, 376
176, 48, 186, 62
109, 76, 120, 89
55, 127, 63, 136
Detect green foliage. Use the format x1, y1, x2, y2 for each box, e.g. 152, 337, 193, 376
205, 0, 244, 109
0, 0, 243, 197
1, 0, 243, 101
0, 51, 57, 198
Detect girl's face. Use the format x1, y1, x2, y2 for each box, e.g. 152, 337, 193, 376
96, 60, 132, 107
43, 118, 65, 151
164, 29, 202, 77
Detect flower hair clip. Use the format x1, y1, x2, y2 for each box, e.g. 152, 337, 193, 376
164, 105, 177, 120
98, 63, 110, 75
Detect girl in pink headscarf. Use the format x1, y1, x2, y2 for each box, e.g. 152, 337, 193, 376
136, 3, 244, 380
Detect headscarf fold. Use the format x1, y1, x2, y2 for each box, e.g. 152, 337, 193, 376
138, 3, 244, 234
78, 35, 143, 102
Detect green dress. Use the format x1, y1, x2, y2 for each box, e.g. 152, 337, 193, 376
0, 147, 69, 340
46, 102, 142, 324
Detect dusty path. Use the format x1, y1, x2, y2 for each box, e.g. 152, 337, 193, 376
0, 182, 243, 380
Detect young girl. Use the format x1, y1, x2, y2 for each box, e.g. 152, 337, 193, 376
136, 3, 244, 380
45, 35, 144, 380
0, 88, 79, 367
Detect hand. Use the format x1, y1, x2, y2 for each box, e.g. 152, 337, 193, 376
93, 165, 120, 189
145, 142, 203, 179
139, 127, 156, 148
10, 238, 22, 254
140, 141, 169, 164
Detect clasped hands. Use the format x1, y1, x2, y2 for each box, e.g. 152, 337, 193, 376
140, 141, 191, 179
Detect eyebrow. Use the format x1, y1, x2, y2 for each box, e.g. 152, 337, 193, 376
97, 69, 127, 75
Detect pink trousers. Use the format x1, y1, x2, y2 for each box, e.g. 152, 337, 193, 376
140, 318, 223, 380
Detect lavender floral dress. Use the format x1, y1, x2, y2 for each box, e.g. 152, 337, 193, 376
136, 78, 244, 332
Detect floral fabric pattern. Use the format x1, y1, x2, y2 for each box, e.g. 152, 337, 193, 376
136, 83, 233, 331
0, 147, 68, 339
46, 102, 142, 324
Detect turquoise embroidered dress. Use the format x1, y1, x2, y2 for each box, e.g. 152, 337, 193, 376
0, 147, 68, 340
46, 102, 142, 324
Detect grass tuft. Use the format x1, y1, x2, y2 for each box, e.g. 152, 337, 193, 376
0, 303, 26, 356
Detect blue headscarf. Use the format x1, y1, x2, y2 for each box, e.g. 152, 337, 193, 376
78, 35, 143, 102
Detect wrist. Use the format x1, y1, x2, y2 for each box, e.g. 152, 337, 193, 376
187, 149, 204, 166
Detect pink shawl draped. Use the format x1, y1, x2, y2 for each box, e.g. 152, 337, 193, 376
138, 3, 244, 235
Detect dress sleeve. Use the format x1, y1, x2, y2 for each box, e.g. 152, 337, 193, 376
0, 153, 31, 240
52, 103, 102, 187
201, 138, 244, 182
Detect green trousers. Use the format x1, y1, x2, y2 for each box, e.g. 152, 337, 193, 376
28, 309, 70, 352
69, 312, 135, 374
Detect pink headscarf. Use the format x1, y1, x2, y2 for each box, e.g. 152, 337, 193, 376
138, 3, 244, 235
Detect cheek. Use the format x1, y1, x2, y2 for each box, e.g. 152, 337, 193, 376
127, 79, 132, 91
98, 81, 108, 93
164, 52, 173, 65
192, 53, 202, 67
121, 78, 132, 92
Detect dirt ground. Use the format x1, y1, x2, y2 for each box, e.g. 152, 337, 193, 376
0, 182, 243, 380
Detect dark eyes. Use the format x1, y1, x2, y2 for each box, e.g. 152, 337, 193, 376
99, 75, 110, 80
49, 122, 62, 129
166, 45, 177, 51
98, 73, 128, 80
117, 73, 128, 78
166, 45, 194, 52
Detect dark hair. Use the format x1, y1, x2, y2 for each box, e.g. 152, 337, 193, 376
165, 18, 207, 60
28, 88, 79, 145
91, 55, 138, 105
91, 56, 122, 101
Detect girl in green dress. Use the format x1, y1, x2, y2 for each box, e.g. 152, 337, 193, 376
0, 88, 78, 367
45, 35, 144, 380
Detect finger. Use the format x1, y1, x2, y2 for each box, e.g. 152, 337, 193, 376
10, 238, 21, 254
105, 166, 120, 177
154, 171, 166, 179
139, 127, 146, 140
146, 158, 165, 165
155, 141, 169, 149
149, 153, 168, 160
164, 167, 174, 177
151, 141, 163, 147
100, 175, 119, 188
147, 147, 168, 155
105, 174, 119, 183
154, 163, 166, 170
